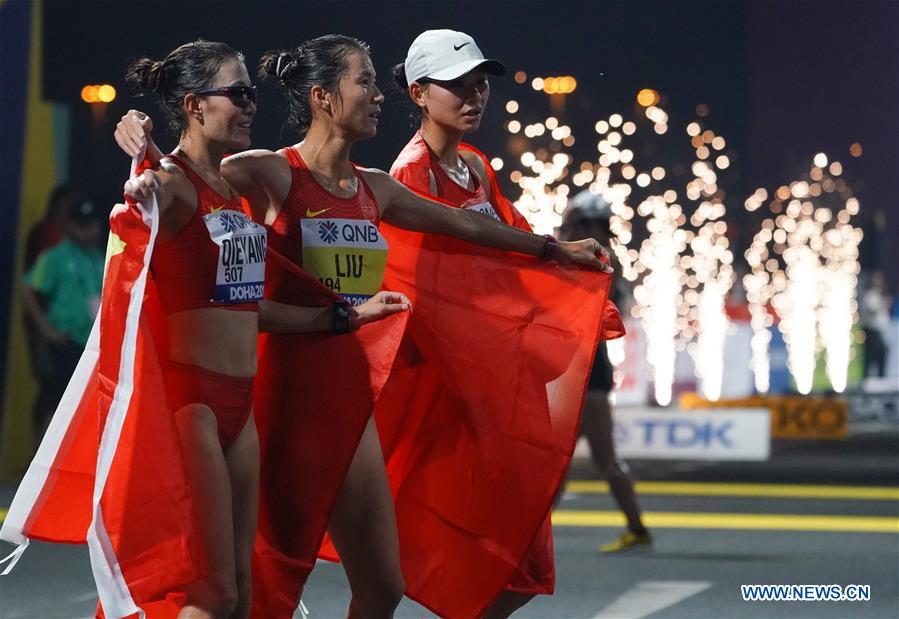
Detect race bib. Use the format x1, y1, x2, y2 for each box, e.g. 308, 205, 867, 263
466, 201, 501, 222
203, 210, 267, 303
301, 217, 389, 306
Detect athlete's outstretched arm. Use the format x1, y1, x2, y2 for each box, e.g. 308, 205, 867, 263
365, 169, 612, 272
115, 110, 290, 224
258, 291, 410, 334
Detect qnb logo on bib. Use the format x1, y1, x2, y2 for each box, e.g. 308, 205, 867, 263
301, 217, 389, 307
318, 221, 339, 244
466, 201, 501, 222
204, 210, 267, 304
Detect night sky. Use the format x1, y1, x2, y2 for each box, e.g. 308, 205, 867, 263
41, 0, 898, 283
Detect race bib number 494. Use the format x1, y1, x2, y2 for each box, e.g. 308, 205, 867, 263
301, 217, 389, 306
204, 210, 267, 303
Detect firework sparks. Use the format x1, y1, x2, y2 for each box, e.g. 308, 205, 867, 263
501, 77, 861, 402
743, 155, 861, 394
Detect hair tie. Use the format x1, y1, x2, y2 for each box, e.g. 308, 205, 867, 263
275, 54, 294, 80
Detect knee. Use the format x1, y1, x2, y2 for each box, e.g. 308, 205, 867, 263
374, 570, 405, 610
191, 578, 239, 618
353, 570, 405, 614
385, 573, 406, 608
602, 457, 626, 478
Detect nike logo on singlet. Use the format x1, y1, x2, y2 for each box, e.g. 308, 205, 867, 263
454, 42, 470, 51
305, 207, 330, 218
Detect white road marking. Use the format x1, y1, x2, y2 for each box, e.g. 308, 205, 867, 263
591, 580, 712, 619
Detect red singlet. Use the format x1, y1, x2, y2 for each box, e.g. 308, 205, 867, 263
268, 146, 388, 306
151, 154, 267, 314
390, 131, 503, 222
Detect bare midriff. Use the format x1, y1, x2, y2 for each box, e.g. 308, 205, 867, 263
166, 308, 258, 377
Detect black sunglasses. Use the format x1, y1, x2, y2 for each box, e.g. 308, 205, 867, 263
195, 85, 257, 108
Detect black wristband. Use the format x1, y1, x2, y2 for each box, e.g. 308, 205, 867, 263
332, 300, 351, 335
540, 234, 558, 261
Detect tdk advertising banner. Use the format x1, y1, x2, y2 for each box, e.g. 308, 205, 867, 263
612, 408, 771, 461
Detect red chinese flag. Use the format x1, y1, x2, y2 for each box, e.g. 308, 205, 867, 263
368, 142, 624, 617
2, 189, 199, 618
250, 249, 408, 618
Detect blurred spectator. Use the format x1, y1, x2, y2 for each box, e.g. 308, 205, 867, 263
555, 190, 651, 553
22, 185, 81, 431
24, 184, 78, 268
22, 197, 104, 441
860, 271, 892, 378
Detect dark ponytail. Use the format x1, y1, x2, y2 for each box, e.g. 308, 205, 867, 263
125, 58, 165, 94
392, 62, 409, 90
390, 62, 428, 128
259, 34, 370, 137
125, 39, 245, 134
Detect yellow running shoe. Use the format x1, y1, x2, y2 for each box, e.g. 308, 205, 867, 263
600, 530, 653, 553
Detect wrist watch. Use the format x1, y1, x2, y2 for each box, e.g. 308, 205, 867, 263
540, 234, 559, 261
332, 299, 351, 335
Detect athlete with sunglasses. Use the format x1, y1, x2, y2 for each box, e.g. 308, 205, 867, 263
107, 39, 407, 618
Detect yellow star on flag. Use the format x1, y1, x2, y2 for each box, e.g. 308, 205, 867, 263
104, 232, 126, 274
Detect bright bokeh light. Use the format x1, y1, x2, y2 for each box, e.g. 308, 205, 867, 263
97, 84, 116, 102
82, 84, 116, 103
81, 85, 98, 103
636, 88, 660, 107
540, 76, 577, 94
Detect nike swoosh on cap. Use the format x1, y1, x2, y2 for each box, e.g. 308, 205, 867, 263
453, 42, 470, 51
305, 208, 330, 217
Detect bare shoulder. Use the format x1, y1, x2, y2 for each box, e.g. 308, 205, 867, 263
148, 159, 194, 211
357, 167, 404, 210
156, 159, 189, 191
223, 148, 289, 177
460, 149, 487, 178
357, 166, 395, 187
225, 148, 282, 167
222, 149, 292, 201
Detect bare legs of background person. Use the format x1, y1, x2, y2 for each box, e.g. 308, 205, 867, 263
581, 391, 646, 533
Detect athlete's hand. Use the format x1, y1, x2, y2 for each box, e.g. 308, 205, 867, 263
115, 110, 162, 163
552, 238, 614, 273
351, 291, 412, 329
124, 169, 164, 203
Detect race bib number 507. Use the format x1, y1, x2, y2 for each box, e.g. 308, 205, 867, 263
204, 210, 267, 303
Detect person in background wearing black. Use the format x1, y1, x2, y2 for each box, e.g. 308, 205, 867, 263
558, 190, 652, 553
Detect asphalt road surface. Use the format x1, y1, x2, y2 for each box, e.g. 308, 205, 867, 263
1, 426, 896, 619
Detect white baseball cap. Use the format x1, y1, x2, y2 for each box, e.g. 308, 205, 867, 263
404, 29, 506, 85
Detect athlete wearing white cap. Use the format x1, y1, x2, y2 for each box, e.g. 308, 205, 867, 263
403, 29, 506, 85
391, 30, 562, 619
